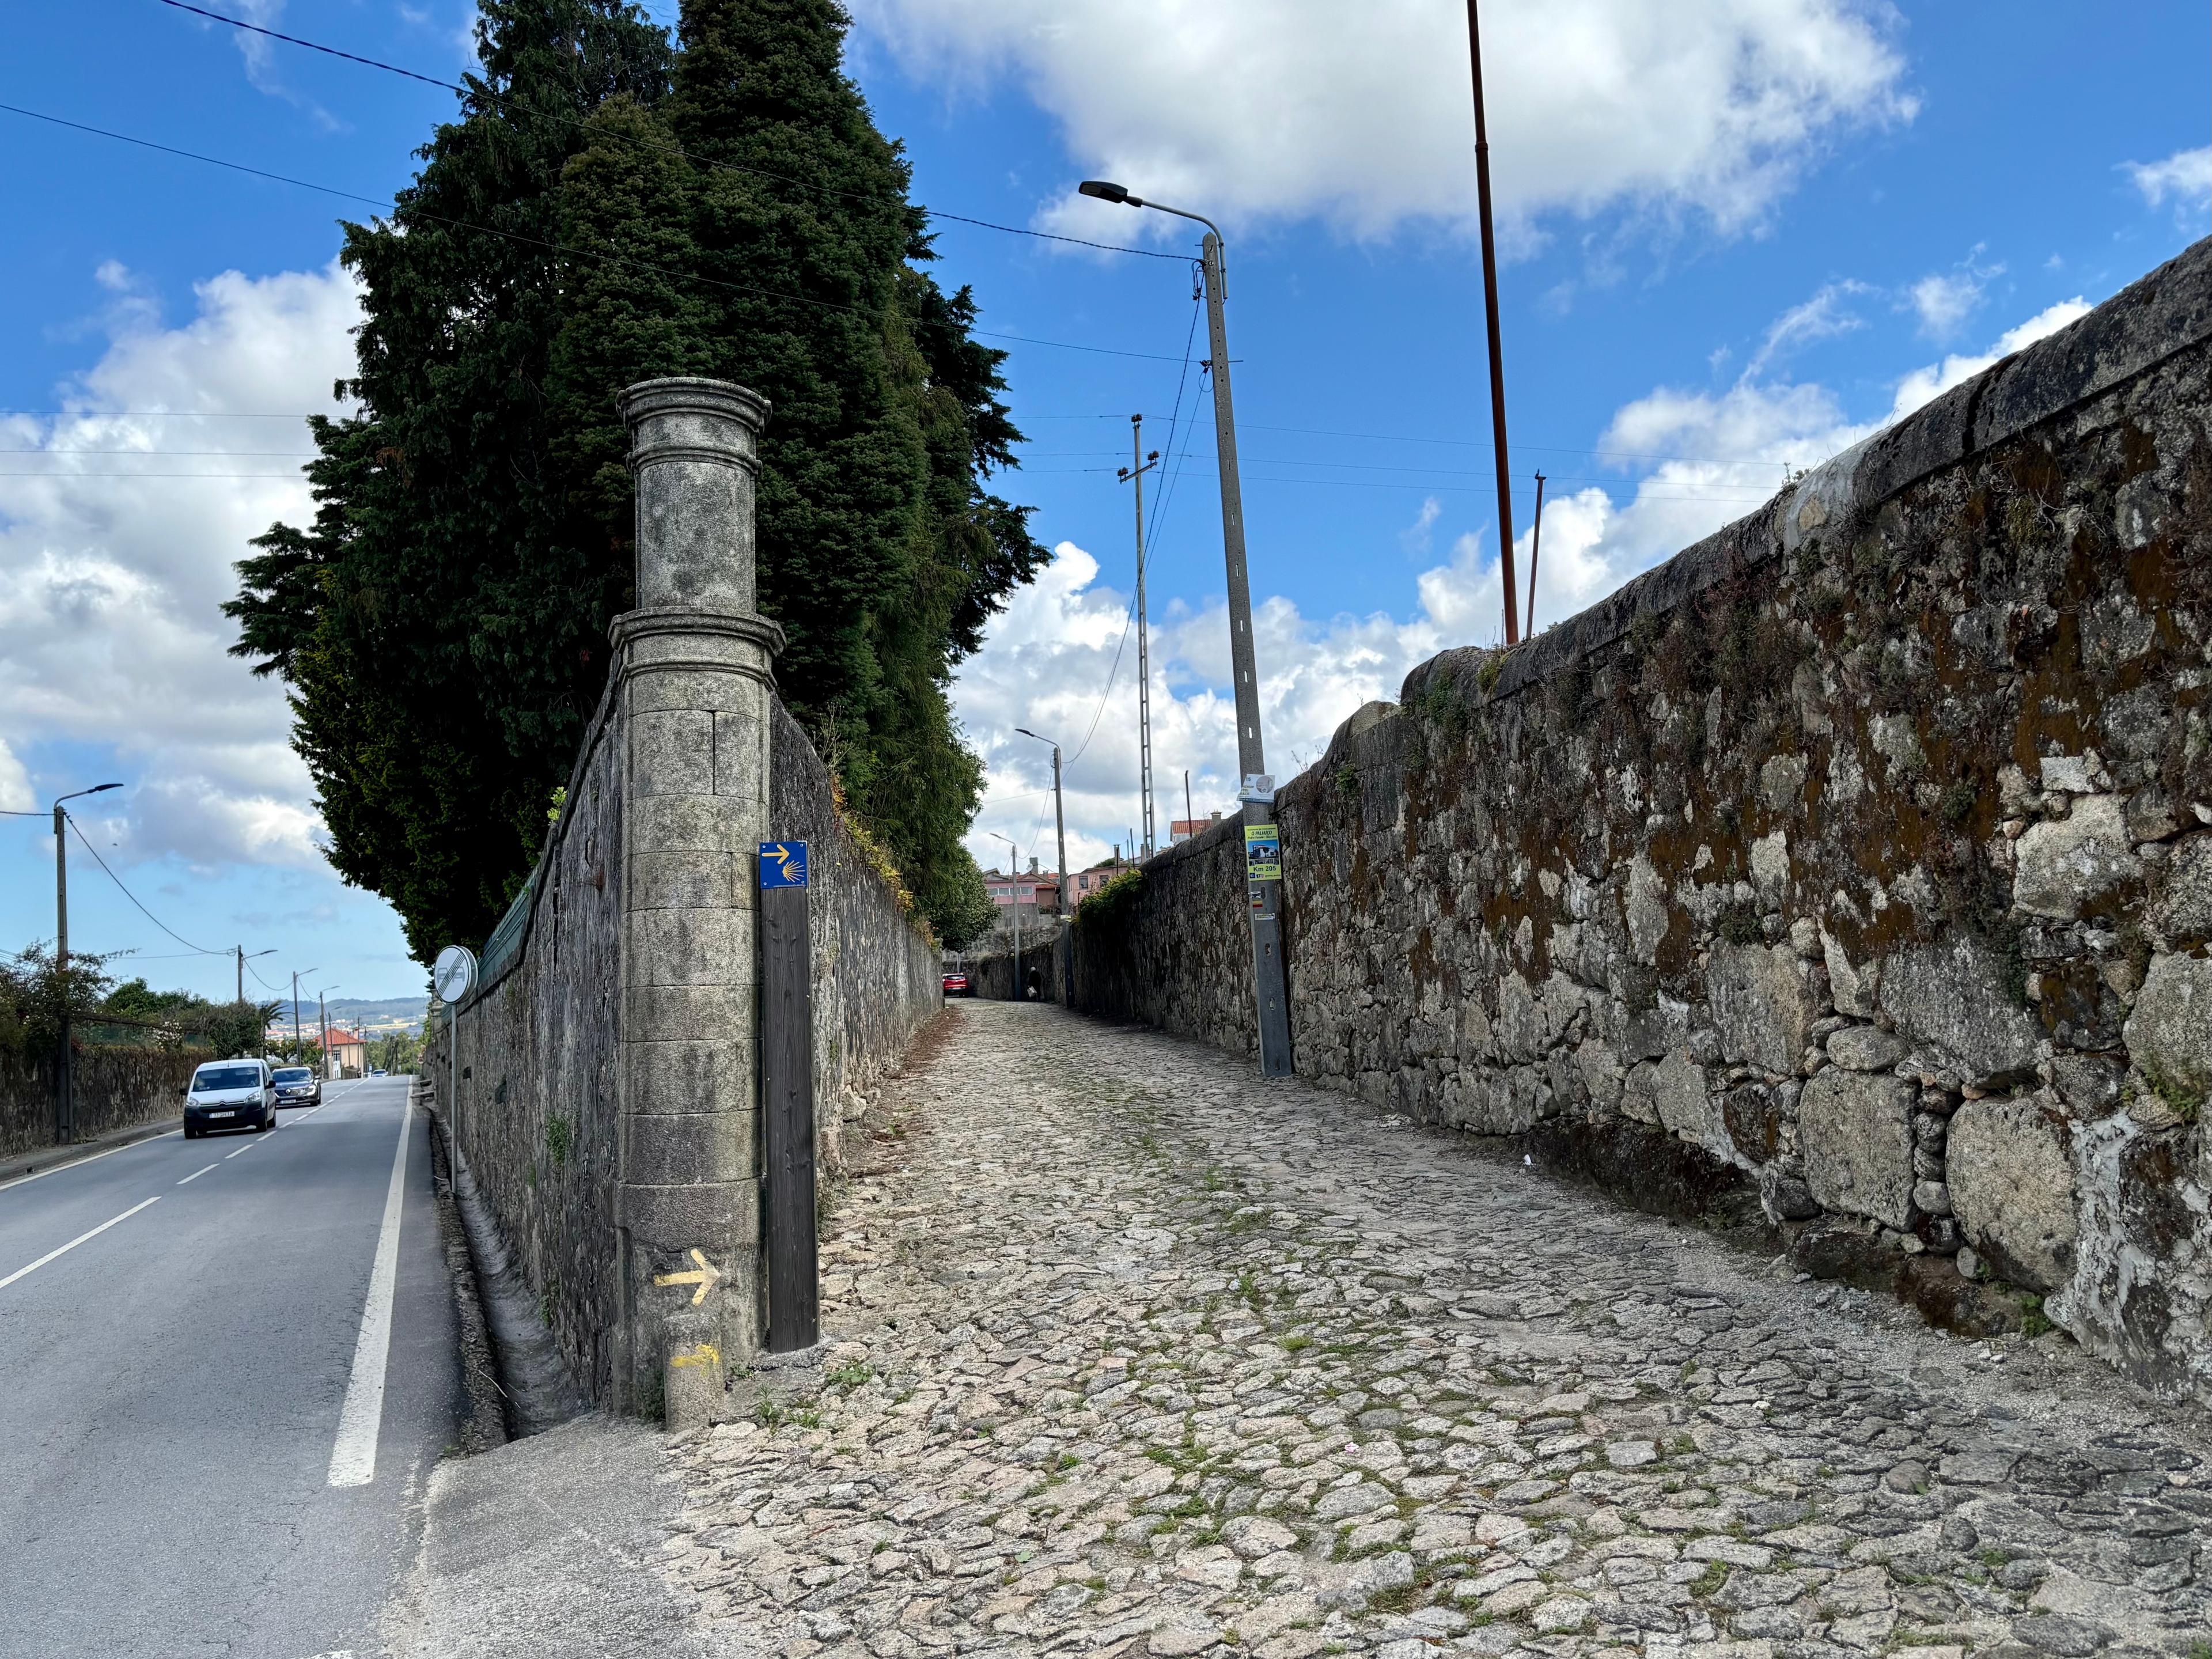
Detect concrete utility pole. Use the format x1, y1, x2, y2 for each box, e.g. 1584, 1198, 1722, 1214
318, 986, 337, 1078
50, 783, 119, 1142
291, 968, 316, 1059
1119, 418, 1161, 858
1078, 178, 1294, 1076
1466, 0, 1519, 646
991, 833, 1020, 999
1016, 728, 1069, 1003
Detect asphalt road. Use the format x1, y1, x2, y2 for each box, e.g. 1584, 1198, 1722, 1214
0, 1074, 464, 1658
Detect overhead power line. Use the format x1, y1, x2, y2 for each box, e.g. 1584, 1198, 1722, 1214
154, 0, 1189, 263
63, 817, 228, 957
0, 101, 1195, 365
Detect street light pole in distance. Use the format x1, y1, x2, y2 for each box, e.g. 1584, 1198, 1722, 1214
1116, 422, 1161, 858
292, 968, 317, 1062
50, 781, 121, 1141
318, 985, 339, 1078
1077, 179, 1294, 1077
1015, 728, 1069, 1005
988, 832, 1020, 1001
235, 945, 275, 1008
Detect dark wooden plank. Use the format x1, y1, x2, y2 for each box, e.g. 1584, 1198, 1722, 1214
760, 879, 818, 1352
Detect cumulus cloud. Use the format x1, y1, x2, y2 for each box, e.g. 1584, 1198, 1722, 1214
0, 736, 32, 813
1904, 246, 2001, 340
853, 0, 1915, 243
1744, 280, 1870, 376
954, 290, 2099, 867
0, 259, 362, 871
2124, 145, 2212, 216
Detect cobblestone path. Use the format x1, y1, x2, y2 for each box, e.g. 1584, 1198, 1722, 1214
663, 1002, 2212, 1659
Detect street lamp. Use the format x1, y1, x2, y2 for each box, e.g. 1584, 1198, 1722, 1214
1014, 728, 1069, 1005
988, 831, 1022, 1001
234, 946, 276, 1006
316, 984, 340, 1080
50, 782, 121, 1142
1075, 180, 1293, 1077
291, 967, 318, 1060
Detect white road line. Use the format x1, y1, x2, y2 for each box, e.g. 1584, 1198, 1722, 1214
327, 1097, 413, 1488
0, 1130, 180, 1195
176, 1164, 219, 1186
0, 1196, 160, 1291
224, 1139, 262, 1160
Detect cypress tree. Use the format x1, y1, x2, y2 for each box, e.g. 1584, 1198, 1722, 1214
229, 0, 1040, 959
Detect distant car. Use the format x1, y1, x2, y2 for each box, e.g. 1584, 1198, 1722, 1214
184, 1059, 278, 1138
271, 1065, 321, 1108
369, 1068, 387, 1077
941, 971, 970, 997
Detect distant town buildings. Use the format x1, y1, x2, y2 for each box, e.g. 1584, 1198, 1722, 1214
983, 858, 1060, 920
1169, 812, 1224, 844
325, 1028, 368, 1077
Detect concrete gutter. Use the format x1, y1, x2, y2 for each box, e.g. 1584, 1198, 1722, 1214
420, 1092, 588, 1437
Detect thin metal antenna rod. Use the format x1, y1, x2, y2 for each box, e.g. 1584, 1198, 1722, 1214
1525, 471, 1547, 638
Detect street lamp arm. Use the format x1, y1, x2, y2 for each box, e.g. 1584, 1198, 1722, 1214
1077, 179, 1222, 260
52, 783, 123, 809
1135, 199, 1222, 244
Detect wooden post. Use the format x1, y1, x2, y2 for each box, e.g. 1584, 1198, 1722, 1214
759, 840, 817, 1353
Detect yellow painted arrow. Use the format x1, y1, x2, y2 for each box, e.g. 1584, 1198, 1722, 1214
654, 1248, 724, 1306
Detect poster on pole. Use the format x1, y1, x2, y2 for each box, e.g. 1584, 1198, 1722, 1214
1244, 824, 1282, 883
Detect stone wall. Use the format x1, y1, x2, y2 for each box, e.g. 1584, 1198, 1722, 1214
425, 671, 627, 1403
768, 699, 946, 1172
962, 918, 1066, 1002
1069, 238, 2212, 1404
422, 378, 940, 1420
0, 1044, 206, 1158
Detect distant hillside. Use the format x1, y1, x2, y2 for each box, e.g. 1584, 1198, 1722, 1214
271, 997, 432, 1035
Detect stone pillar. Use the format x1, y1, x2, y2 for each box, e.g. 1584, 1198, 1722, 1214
608, 377, 780, 1423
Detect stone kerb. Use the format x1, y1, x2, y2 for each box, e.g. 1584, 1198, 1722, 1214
609, 376, 781, 1418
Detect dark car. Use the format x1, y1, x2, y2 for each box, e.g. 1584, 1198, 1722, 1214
184, 1060, 278, 1138
271, 1065, 321, 1108
942, 971, 970, 997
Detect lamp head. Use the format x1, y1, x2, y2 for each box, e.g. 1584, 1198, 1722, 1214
90, 782, 121, 794
1077, 179, 1131, 204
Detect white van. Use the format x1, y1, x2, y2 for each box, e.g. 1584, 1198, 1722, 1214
183, 1058, 277, 1138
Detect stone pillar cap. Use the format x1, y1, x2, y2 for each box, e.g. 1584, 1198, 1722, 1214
617, 376, 772, 430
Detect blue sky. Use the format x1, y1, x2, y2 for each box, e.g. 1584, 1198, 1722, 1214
1, 0, 2206, 1001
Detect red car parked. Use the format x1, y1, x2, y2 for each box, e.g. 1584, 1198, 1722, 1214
941, 971, 970, 997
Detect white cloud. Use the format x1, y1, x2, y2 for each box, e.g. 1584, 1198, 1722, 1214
1744, 280, 1870, 376
0, 260, 362, 871
0, 736, 31, 813
954, 290, 2100, 865
1904, 245, 2000, 340
2124, 145, 2212, 214
1399, 495, 1442, 555
854, 0, 1915, 243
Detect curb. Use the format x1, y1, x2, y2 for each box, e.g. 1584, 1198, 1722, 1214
0, 1116, 177, 1189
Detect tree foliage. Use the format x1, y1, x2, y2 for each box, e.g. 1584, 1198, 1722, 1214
226, 0, 1043, 961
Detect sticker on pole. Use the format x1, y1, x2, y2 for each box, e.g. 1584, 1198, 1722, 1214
759, 842, 809, 888
1244, 825, 1282, 882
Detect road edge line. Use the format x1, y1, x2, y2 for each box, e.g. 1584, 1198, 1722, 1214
327, 1096, 413, 1487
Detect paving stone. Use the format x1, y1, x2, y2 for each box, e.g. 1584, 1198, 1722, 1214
653, 1004, 2212, 1658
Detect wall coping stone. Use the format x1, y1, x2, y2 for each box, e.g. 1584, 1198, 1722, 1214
1385, 235, 2212, 734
